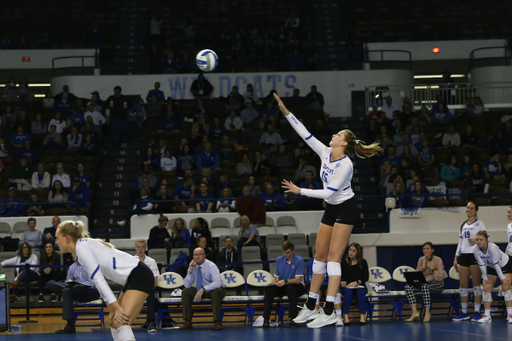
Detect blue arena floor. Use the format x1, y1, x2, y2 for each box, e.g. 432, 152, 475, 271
0, 321, 511, 341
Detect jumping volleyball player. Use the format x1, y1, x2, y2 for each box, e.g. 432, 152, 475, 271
275, 93, 383, 328
55, 221, 154, 341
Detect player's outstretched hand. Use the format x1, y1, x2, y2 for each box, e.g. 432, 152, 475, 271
282, 179, 301, 194
274, 93, 290, 116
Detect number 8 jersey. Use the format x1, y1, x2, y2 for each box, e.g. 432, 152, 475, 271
455, 219, 489, 256
285, 113, 354, 205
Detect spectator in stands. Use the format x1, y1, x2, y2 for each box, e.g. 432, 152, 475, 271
489, 130, 508, 155
399, 156, 417, 179
146, 82, 165, 103
270, 144, 295, 169
17, 140, 38, 164
340, 242, 369, 324
417, 140, 435, 168
214, 174, 237, 198
190, 73, 213, 99
67, 176, 90, 215
154, 184, 174, 214
162, 218, 188, 250
380, 146, 402, 167
217, 135, 236, 163
442, 125, 461, 148
19, 218, 43, 251
441, 155, 462, 181
146, 95, 164, 120
54, 93, 72, 115
240, 100, 258, 125
286, 88, 306, 108
216, 236, 242, 274
262, 240, 304, 328
294, 156, 316, 181
160, 149, 177, 172
48, 180, 68, 206
42, 92, 55, 109
174, 176, 195, 213
407, 181, 429, 208
239, 185, 253, 199
50, 253, 99, 334
286, 51, 304, 71
79, 134, 100, 156
88, 92, 104, 112
1, 105, 17, 132
43, 216, 61, 250
200, 168, 217, 187
305, 85, 324, 110
37, 242, 61, 303
52, 162, 71, 188
466, 163, 486, 193
400, 102, 416, 127
482, 153, 502, 180
3, 77, 17, 102
189, 217, 211, 247
260, 122, 283, 148
75, 163, 91, 188
68, 108, 86, 129
252, 150, 272, 177
246, 175, 261, 197
14, 110, 31, 133
147, 214, 172, 253
243, 83, 261, 105
180, 246, 225, 331
381, 96, 401, 120
31, 113, 47, 137
53, 85, 77, 102
396, 134, 418, 157
216, 187, 236, 212
84, 103, 106, 127
9, 125, 31, 154
2, 242, 39, 303
66, 126, 82, 152
195, 235, 214, 261
375, 125, 393, 150
260, 101, 278, 121
259, 182, 285, 211
431, 103, 453, 126
139, 147, 159, 171
9, 157, 33, 191
465, 97, 484, 117
404, 242, 444, 323
459, 154, 472, 179
299, 171, 321, 189
106, 85, 131, 146
385, 174, 404, 196
177, 144, 196, 173
132, 165, 161, 196
391, 181, 406, 208
63, 119, 74, 140
189, 99, 210, 120
236, 152, 253, 177
191, 182, 214, 213
161, 51, 178, 74
224, 110, 244, 132
224, 94, 242, 116
196, 142, 220, 171
31, 162, 51, 190
210, 117, 226, 139
25, 193, 44, 216
190, 116, 209, 146
47, 112, 66, 134
236, 215, 260, 250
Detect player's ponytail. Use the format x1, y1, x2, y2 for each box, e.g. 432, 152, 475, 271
342, 129, 384, 159
58, 220, 115, 249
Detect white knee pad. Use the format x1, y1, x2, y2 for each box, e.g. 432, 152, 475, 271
482, 292, 492, 302
327, 262, 341, 277
111, 327, 120, 341
503, 289, 512, 301
459, 288, 469, 297
313, 259, 327, 275
334, 293, 342, 304
117, 325, 135, 341
473, 286, 483, 296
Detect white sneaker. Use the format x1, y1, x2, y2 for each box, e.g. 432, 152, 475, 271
293, 305, 318, 324
117, 220, 126, 227
478, 315, 492, 323
307, 309, 337, 328
336, 315, 344, 327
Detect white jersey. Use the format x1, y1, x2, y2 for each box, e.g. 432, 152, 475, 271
473, 242, 509, 280
506, 223, 512, 256
76, 238, 139, 304
455, 219, 488, 256
134, 254, 160, 278
285, 113, 354, 205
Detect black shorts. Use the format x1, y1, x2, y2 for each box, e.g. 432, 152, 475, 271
321, 197, 359, 226
458, 253, 478, 267
122, 261, 154, 295
486, 258, 512, 277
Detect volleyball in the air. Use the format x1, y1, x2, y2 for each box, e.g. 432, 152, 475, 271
196, 49, 218, 72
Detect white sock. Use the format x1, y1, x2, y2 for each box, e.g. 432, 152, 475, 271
326, 295, 335, 303
308, 292, 319, 299
335, 309, 341, 316
484, 309, 491, 317
474, 303, 481, 313
461, 302, 468, 314
507, 307, 512, 315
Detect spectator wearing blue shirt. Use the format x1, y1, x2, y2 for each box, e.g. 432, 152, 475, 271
193, 183, 215, 213
67, 177, 90, 215
9, 125, 32, 153
196, 142, 220, 170
482, 153, 501, 180
440, 155, 462, 181
260, 101, 278, 119
170, 218, 192, 249
67, 108, 86, 129
79, 134, 100, 156
54, 92, 73, 115
0, 187, 24, 217
391, 181, 407, 208
139, 147, 160, 170
259, 182, 286, 211
158, 110, 181, 133
174, 176, 195, 213
406, 181, 429, 208
49, 253, 99, 334
191, 99, 210, 119
224, 95, 242, 116
381, 146, 402, 167
430, 103, 453, 125
17, 140, 38, 164
417, 140, 435, 168
43, 216, 61, 251
210, 117, 227, 139
262, 241, 305, 328
214, 174, 237, 198
146, 82, 166, 103
299, 171, 321, 189
76, 163, 91, 188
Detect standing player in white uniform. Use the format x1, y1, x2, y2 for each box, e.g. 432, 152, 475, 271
506, 206, 512, 257
452, 202, 488, 322
473, 230, 512, 323
134, 238, 160, 333
275, 93, 383, 328
55, 221, 154, 341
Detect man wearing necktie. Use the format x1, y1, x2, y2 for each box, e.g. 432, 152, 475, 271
180, 247, 226, 330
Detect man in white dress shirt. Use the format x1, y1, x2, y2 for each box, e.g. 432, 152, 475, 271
381, 96, 402, 120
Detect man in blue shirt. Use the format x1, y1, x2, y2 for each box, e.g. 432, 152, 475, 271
54, 92, 73, 115
259, 182, 286, 211
196, 142, 220, 170
263, 241, 305, 328
180, 247, 226, 330
9, 125, 32, 153
0, 187, 24, 217
49, 254, 100, 334
174, 176, 195, 213
158, 110, 181, 133
380, 146, 402, 167
214, 174, 237, 198
43, 216, 61, 250
67, 177, 90, 216
194, 182, 215, 213
299, 171, 321, 189
67, 108, 86, 128
146, 82, 166, 103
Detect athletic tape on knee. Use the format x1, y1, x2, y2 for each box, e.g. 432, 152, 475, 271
503, 290, 512, 301
459, 288, 469, 297
473, 286, 483, 296
111, 327, 120, 341
117, 325, 135, 341
334, 293, 342, 304
327, 262, 341, 277
482, 292, 492, 302
313, 259, 327, 275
